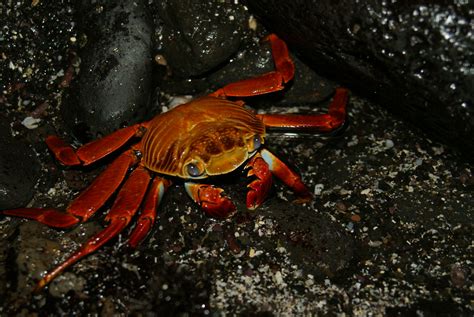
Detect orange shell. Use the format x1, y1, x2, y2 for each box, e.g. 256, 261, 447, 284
141, 96, 265, 178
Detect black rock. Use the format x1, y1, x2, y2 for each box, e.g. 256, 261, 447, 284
152, 0, 251, 78
153, 1, 336, 104
205, 41, 338, 104
62, 0, 154, 141
0, 119, 41, 210
157, 38, 274, 95
245, 0, 474, 158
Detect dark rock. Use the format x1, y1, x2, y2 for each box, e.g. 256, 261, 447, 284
157, 38, 273, 95
0, 119, 41, 210
205, 41, 338, 104
152, 0, 251, 78
151, 1, 336, 103
245, 0, 474, 159
158, 34, 336, 104
62, 0, 154, 141
150, 0, 272, 97
266, 198, 355, 279
0, 1, 76, 98
153, 2, 336, 104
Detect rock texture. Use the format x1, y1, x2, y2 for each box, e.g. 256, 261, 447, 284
62, 0, 154, 141
153, 1, 251, 78
0, 119, 40, 210
245, 0, 474, 159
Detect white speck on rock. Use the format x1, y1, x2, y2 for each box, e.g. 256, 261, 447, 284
248, 15, 257, 30
385, 139, 394, 149
273, 270, 284, 286
167, 95, 194, 110
21, 116, 41, 129
314, 183, 324, 195
368, 240, 383, 247
432, 145, 444, 155
347, 135, 359, 147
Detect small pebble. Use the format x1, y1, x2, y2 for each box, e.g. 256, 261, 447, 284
385, 139, 394, 149
21, 116, 41, 129
336, 201, 347, 212
351, 214, 361, 222
314, 184, 324, 195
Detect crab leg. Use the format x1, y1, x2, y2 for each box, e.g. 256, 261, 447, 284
210, 34, 294, 98
128, 176, 172, 248
260, 149, 313, 203
257, 88, 349, 132
1, 150, 137, 227
46, 122, 149, 166
45, 136, 81, 166
2, 208, 79, 228
35, 166, 151, 291
184, 183, 236, 218
67, 150, 138, 221
246, 153, 273, 210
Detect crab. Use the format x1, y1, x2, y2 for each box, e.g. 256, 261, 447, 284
1, 34, 348, 291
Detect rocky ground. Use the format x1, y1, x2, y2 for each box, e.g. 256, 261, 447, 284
0, 1, 472, 315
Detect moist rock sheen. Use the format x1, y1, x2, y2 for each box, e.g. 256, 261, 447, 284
152, 1, 336, 103
246, 0, 474, 159
0, 120, 40, 209
62, 0, 153, 141
152, 0, 250, 78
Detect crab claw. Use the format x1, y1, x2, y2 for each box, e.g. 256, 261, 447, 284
185, 183, 236, 218
246, 153, 272, 210
260, 149, 313, 203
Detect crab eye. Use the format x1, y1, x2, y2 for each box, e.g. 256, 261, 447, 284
250, 135, 262, 152
186, 162, 203, 177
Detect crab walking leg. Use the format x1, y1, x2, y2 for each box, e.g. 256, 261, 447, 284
260, 149, 313, 203
185, 183, 236, 218
2, 208, 80, 228
210, 34, 294, 98
128, 176, 172, 248
246, 153, 273, 210
46, 122, 149, 166
66, 150, 138, 221
35, 166, 151, 291
44, 136, 81, 166
1, 151, 137, 227
257, 88, 349, 132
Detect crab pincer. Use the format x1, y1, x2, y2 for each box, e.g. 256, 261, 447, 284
185, 183, 236, 218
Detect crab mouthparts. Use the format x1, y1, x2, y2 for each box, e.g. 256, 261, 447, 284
204, 147, 250, 176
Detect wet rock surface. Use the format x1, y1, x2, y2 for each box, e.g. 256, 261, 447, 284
0, 119, 41, 210
62, 0, 154, 141
152, 1, 336, 105
0, 1, 473, 316
153, 0, 251, 78
246, 0, 474, 159
150, 1, 276, 97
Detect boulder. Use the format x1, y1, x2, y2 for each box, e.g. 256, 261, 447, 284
246, 0, 474, 158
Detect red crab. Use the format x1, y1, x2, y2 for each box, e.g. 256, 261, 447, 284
1, 34, 348, 290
